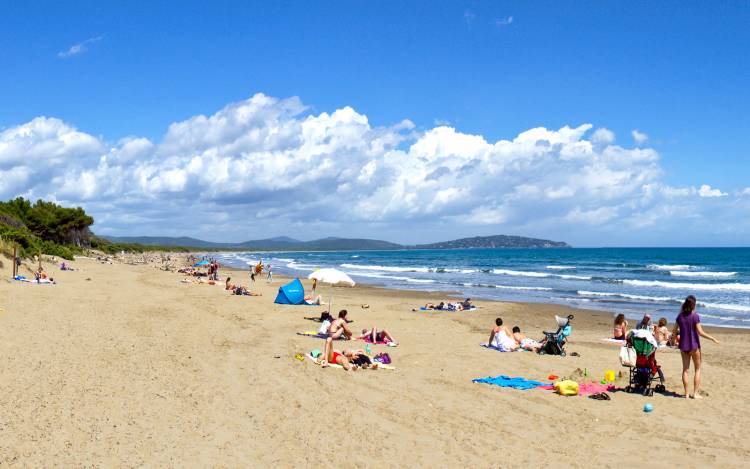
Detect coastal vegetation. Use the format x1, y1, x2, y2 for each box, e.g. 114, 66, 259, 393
0, 197, 186, 260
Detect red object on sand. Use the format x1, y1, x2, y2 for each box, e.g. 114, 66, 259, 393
548, 375, 559, 380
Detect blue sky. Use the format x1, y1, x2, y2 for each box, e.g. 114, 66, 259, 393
1, 1, 749, 245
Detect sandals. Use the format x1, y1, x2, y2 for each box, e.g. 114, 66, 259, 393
589, 392, 611, 401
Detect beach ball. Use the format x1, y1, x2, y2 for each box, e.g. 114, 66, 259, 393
643, 403, 653, 413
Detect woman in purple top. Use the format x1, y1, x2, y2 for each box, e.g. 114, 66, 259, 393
673, 295, 719, 399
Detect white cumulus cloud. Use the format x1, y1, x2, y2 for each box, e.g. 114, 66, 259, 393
0, 93, 747, 245
631, 129, 649, 145
698, 184, 727, 198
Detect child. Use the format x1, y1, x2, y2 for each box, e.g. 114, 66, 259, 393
654, 317, 672, 346
512, 326, 541, 352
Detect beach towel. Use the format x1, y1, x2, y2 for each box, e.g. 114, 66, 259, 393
472, 375, 549, 390
361, 336, 397, 346
306, 353, 395, 370
539, 382, 616, 396
480, 342, 522, 352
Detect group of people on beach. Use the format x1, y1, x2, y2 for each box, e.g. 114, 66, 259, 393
487, 318, 543, 352
308, 309, 397, 370
612, 295, 719, 399
420, 298, 473, 311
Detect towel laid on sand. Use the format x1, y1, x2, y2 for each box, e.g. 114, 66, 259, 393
306, 353, 396, 370
480, 342, 526, 352
539, 382, 616, 395
472, 375, 549, 390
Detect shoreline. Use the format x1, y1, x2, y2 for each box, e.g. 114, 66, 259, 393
219, 262, 750, 333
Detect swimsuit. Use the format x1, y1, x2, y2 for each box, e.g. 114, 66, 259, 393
331, 352, 343, 363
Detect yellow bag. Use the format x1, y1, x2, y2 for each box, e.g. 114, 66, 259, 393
554, 380, 579, 396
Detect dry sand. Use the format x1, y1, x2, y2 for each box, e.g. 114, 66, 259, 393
1, 254, 748, 467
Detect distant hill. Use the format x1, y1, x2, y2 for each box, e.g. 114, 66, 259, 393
102, 235, 402, 251
103, 234, 568, 251
414, 235, 570, 249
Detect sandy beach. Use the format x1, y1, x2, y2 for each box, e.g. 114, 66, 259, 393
1, 254, 748, 468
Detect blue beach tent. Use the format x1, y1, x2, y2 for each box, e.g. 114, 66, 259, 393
193, 260, 210, 267
274, 278, 306, 305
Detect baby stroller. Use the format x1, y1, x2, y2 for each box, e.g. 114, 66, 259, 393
624, 330, 665, 396
538, 315, 574, 356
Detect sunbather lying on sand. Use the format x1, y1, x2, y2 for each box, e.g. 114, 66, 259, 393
225, 277, 260, 296
512, 326, 541, 352
328, 310, 353, 340
355, 327, 398, 345
304, 294, 324, 305
488, 318, 518, 351
318, 337, 378, 371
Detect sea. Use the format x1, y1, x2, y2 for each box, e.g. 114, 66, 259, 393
212, 248, 750, 328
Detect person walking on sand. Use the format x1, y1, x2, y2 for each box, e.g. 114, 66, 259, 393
266, 263, 273, 283
673, 295, 719, 399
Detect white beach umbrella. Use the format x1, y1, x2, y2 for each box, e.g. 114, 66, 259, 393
308, 268, 355, 310
308, 268, 356, 286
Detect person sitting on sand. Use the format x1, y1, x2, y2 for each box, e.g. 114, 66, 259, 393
318, 337, 378, 371
637, 313, 653, 331
488, 318, 518, 352
355, 326, 398, 346
225, 277, 260, 296
654, 317, 672, 346
461, 298, 473, 310
511, 326, 541, 352
613, 313, 628, 340
327, 310, 353, 340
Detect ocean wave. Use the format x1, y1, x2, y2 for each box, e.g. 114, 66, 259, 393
623, 279, 750, 292
492, 269, 591, 280
343, 270, 435, 283
577, 290, 675, 302
698, 302, 750, 313
494, 285, 554, 291
546, 265, 576, 270
647, 264, 693, 271
340, 263, 430, 273
669, 271, 736, 278
287, 262, 317, 271
492, 269, 550, 278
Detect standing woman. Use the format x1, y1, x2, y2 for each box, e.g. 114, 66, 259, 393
673, 295, 720, 399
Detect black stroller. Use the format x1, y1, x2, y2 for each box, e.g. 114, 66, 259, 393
538, 314, 574, 356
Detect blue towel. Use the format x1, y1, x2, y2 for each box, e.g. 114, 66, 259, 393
472, 375, 548, 390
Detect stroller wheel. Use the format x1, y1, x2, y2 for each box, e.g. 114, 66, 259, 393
643, 388, 653, 397
625, 385, 632, 393
560, 351, 566, 357
538, 349, 546, 355
655, 384, 666, 393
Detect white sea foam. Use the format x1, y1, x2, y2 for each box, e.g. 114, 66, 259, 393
623, 279, 750, 292
342, 270, 435, 283
340, 263, 430, 273
577, 290, 674, 302
492, 269, 550, 278
669, 271, 736, 278
546, 265, 576, 270
647, 264, 693, 271
494, 285, 554, 291
698, 302, 750, 313
287, 262, 316, 271
491, 269, 590, 280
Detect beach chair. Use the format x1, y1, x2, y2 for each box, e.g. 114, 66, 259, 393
538, 314, 574, 356
624, 331, 665, 396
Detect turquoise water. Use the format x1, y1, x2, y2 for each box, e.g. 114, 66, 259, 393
215, 248, 750, 328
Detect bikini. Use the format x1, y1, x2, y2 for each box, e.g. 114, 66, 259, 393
331, 352, 343, 363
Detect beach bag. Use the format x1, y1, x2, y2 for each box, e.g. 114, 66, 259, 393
554, 380, 579, 396
619, 346, 636, 367
375, 353, 391, 364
